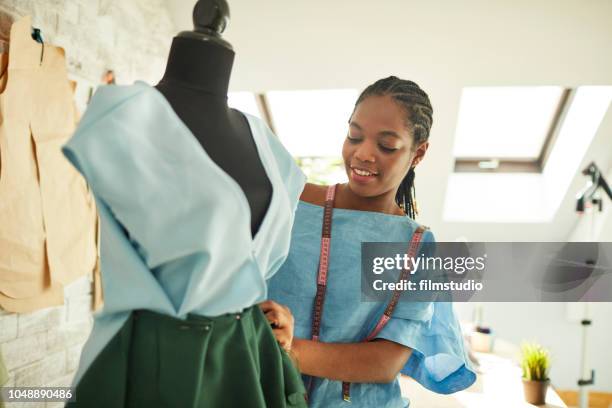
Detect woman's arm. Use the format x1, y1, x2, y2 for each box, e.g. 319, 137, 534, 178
292, 338, 412, 383
261, 299, 413, 383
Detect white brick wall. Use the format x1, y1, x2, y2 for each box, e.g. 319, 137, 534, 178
0, 277, 95, 407
0, 1, 176, 406
0, 0, 174, 84
0, 313, 17, 343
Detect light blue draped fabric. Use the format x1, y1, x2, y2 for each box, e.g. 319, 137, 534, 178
268, 200, 476, 408
62, 81, 306, 386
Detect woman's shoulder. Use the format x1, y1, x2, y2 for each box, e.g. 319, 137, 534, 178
299, 183, 328, 206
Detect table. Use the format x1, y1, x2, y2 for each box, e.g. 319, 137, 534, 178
399, 338, 567, 407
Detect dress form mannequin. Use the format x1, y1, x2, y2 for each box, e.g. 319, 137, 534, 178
63, 3, 309, 405
156, 0, 272, 237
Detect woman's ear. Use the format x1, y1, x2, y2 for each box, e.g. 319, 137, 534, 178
411, 142, 429, 167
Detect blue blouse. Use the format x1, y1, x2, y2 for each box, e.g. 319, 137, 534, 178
268, 200, 476, 408
62, 81, 306, 386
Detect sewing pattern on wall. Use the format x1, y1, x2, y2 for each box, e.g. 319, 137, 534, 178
0, 16, 99, 313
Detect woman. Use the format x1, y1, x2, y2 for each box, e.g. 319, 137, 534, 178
268, 76, 476, 407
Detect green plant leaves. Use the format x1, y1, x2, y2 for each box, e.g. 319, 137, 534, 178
520, 341, 551, 381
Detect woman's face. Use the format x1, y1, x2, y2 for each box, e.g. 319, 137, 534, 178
342, 94, 428, 198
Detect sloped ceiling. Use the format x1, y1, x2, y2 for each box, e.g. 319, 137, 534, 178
165, 0, 612, 241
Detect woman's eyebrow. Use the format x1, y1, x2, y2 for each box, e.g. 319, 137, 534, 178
350, 122, 400, 138
378, 130, 401, 138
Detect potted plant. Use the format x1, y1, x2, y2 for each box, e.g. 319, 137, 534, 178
521, 342, 551, 405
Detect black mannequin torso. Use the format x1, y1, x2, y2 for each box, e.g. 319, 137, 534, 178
155, 37, 272, 238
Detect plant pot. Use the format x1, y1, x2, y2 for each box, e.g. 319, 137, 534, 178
470, 331, 493, 352
522, 378, 549, 405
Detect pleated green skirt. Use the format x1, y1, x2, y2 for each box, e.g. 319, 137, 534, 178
68, 306, 307, 407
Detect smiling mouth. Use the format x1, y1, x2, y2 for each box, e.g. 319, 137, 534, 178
350, 166, 378, 177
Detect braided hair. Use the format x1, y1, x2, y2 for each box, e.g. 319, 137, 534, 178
352, 76, 433, 218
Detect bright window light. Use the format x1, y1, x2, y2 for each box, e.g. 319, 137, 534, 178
296, 157, 347, 185
453, 87, 564, 159
444, 86, 612, 223
228, 92, 262, 118
266, 89, 358, 157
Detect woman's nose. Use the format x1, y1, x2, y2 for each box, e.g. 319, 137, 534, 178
354, 142, 376, 163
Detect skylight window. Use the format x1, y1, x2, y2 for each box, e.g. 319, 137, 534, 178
453, 86, 569, 172
444, 86, 612, 223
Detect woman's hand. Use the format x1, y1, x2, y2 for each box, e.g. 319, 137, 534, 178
259, 300, 294, 352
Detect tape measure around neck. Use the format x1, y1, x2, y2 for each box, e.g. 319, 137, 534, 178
308, 184, 427, 402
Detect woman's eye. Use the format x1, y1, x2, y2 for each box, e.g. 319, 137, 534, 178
379, 145, 398, 153
347, 136, 362, 143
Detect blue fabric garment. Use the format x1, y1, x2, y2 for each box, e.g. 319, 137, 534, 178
62, 81, 306, 386
268, 200, 476, 408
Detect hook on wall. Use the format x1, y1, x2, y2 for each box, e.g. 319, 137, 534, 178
31, 26, 44, 65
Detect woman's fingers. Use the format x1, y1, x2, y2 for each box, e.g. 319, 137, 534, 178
264, 308, 294, 328
258, 300, 276, 313
259, 300, 285, 313
264, 310, 282, 327
259, 300, 295, 351
273, 328, 292, 351
259, 301, 293, 325
260, 300, 292, 314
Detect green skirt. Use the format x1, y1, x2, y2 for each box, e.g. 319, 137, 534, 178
68, 306, 307, 407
